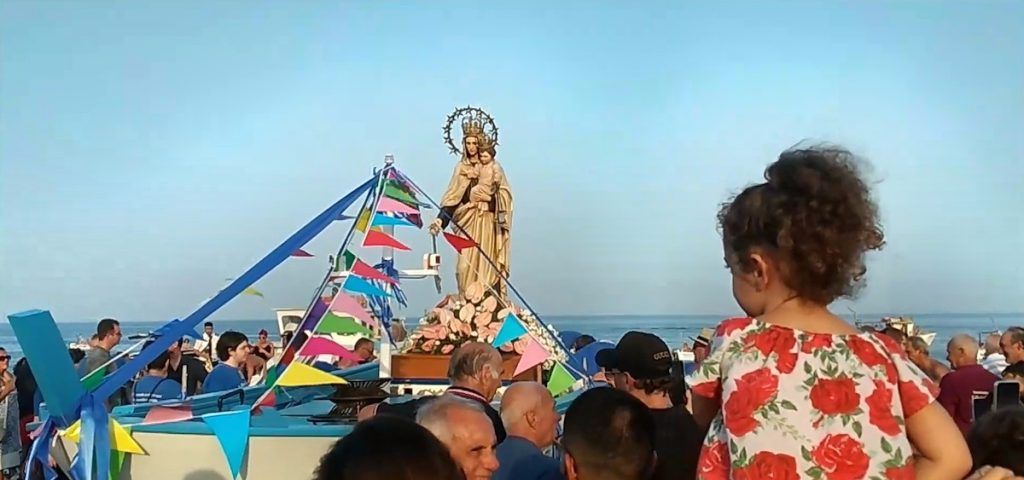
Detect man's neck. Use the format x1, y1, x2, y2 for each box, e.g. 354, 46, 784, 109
630, 390, 672, 409
449, 382, 489, 401
223, 359, 239, 368
508, 432, 545, 450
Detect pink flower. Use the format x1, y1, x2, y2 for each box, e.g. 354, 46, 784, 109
441, 344, 455, 354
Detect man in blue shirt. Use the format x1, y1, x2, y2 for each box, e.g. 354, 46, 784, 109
494, 382, 563, 480
133, 350, 183, 403
201, 331, 250, 394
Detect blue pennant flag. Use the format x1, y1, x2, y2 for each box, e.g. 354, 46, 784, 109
492, 313, 528, 348
370, 213, 415, 228
202, 410, 250, 479
343, 275, 392, 298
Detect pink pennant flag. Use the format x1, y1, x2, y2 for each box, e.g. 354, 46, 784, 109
352, 258, 397, 285
514, 337, 550, 376
376, 197, 419, 215
327, 292, 374, 326
142, 405, 193, 426
291, 249, 314, 257
363, 229, 411, 251
300, 337, 363, 363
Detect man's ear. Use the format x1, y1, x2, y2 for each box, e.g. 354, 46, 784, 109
563, 452, 578, 480
525, 410, 538, 429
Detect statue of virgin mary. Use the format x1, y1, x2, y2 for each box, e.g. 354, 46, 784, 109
430, 109, 513, 299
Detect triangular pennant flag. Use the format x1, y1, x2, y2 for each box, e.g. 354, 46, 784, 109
376, 196, 419, 215
110, 419, 145, 454
547, 362, 575, 396
242, 287, 264, 298
492, 313, 529, 348
300, 337, 363, 363
142, 405, 193, 426
81, 368, 105, 391
291, 249, 314, 257
276, 362, 348, 387
370, 213, 415, 228
327, 291, 374, 324
443, 232, 477, 253
335, 250, 357, 272
202, 410, 250, 480
60, 419, 145, 454
363, 229, 411, 251
355, 208, 372, 233
343, 275, 392, 298
383, 182, 421, 207
336, 212, 356, 221
316, 313, 375, 336
257, 389, 276, 409
110, 447, 126, 480
352, 258, 397, 286
514, 337, 550, 376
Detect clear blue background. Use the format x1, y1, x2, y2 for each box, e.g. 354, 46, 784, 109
2, 1, 1022, 323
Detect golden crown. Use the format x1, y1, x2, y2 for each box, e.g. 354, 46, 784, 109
462, 118, 484, 137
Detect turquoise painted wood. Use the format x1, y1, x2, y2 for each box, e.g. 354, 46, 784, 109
8, 309, 85, 427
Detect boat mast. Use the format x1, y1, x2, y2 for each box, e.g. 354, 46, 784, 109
378, 154, 395, 379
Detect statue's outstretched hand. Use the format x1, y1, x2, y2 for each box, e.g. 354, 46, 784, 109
428, 218, 443, 236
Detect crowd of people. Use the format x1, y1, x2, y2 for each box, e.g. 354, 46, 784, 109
314, 146, 1024, 480
3, 145, 1024, 479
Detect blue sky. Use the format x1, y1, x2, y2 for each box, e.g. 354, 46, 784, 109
1, 1, 1022, 323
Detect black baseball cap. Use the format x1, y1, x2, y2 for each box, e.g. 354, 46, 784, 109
596, 331, 673, 380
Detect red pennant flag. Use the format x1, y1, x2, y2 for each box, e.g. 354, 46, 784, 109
352, 259, 398, 285
291, 249, 314, 257
258, 389, 276, 409
444, 232, 477, 252
363, 229, 411, 251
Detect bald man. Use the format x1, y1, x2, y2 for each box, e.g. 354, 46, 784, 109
938, 334, 1000, 435
494, 382, 563, 480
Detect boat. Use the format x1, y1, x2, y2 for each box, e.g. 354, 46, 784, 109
16, 120, 584, 479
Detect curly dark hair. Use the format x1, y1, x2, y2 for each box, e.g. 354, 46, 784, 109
968, 406, 1024, 475
718, 145, 885, 305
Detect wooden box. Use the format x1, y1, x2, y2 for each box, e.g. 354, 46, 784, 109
391, 353, 540, 382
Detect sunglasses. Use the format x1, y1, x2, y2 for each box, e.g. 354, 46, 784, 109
0, 356, 10, 361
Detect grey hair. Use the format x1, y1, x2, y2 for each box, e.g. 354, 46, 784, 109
499, 382, 549, 430
447, 341, 502, 382
416, 394, 486, 444
1007, 327, 1024, 347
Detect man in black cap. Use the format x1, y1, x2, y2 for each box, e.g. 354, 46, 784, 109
597, 331, 703, 480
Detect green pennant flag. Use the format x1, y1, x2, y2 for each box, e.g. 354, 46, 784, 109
383, 181, 420, 207
316, 313, 374, 336
110, 436, 127, 480
335, 250, 357, 272
266, 365, 280, 386
546, 362, 575, 397
81, 368, 105, 391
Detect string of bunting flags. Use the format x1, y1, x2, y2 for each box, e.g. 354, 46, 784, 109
491, 313, 577, 396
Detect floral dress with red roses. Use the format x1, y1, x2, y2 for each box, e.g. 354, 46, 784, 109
687, 317, 937, 480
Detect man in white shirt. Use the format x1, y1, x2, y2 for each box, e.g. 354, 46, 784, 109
194, 322, 220, 364
981, 332, 1009, 375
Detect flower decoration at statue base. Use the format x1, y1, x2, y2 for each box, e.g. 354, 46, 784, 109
403, 282, 567, 368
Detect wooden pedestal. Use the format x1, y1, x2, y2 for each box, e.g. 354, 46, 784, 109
391, 353, 540, 382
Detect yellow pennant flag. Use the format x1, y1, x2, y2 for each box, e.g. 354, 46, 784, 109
242, 287, 265, 298
276, 362, 348, 387
60, 418, 146, 455
355, 208, 371, 233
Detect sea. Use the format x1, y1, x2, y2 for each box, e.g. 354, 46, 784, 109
2, 313, 1022, 362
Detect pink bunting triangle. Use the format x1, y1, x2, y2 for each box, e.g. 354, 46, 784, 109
514, 337, 550, 376
352, 258, 397, 285
299, 337, 363, 363
142, 405, 193, 426
291, 249, 314, 257
327, 292, 374, 325
363, 229, 411, 251
376, 196, 419, 215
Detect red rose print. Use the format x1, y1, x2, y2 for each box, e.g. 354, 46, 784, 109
885, 462, 915, 480
873, 333, 905, 355
723, 368, 779, 437
745, 327, 798, 373
845, 336, 889, 367
866, 380, 901, 436
692, 380, 721, 399
812, 434, 870, 480
801, 333, 833, 354
697, 441, 730, 480
718, 317, 753, 337
809, 377, 861, 416
898, 380, 933, 418
733, 452, 799, 480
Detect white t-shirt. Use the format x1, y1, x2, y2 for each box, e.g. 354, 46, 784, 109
194, 333, 220, 358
